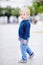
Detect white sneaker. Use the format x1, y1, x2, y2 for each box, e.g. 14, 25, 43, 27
18, 59, 27, 63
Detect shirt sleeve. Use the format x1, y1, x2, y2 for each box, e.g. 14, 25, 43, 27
24, 23, 30, 40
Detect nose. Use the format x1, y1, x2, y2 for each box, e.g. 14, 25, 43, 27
21, 15, 24, 19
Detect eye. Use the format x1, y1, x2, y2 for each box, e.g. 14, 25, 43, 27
23, 14, 25, 15
20, 13, 25, 16
20, 14, 22, 16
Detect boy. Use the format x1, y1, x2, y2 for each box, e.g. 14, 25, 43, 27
18, 7, 34, 63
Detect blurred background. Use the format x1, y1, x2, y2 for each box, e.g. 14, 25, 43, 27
0, 0, 43, 24
0, 0, 43, 65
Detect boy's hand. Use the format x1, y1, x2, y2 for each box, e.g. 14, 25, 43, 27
23, 40, 27, 44
18, 37, 20, 41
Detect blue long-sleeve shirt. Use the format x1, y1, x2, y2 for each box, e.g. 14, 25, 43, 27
18, 20, 30, 40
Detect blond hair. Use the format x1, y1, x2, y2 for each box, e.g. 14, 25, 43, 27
19, 7, 30, 16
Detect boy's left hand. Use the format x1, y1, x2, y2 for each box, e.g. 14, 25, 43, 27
23, 40, 27, 44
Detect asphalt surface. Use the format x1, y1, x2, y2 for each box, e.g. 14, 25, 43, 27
0, 22, 43, 65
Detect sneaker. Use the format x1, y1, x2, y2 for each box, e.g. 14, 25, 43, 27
18, 59, 27, 63
29, 53, 34, 59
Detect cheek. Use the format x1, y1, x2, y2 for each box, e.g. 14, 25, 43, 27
20, 15, 28, 19
24, 15, 28, 18
21, 15, 25, 19
23, 16, 27, 19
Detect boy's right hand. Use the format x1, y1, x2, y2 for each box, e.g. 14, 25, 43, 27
18, 37, 20, 41
23, 40, 27, 44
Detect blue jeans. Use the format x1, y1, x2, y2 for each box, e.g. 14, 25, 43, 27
20, 38, 33, 60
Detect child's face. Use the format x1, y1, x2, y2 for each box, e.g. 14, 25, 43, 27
20, 12, 29, 20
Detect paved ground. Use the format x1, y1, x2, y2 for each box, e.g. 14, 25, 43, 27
0, 22, 43, 65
